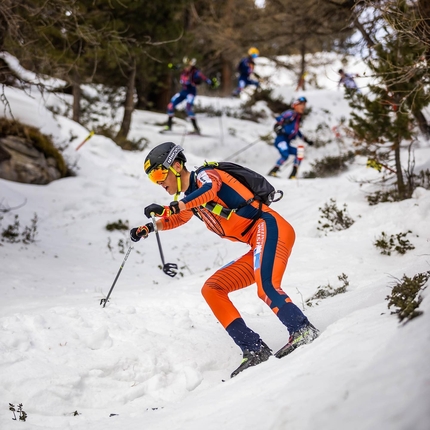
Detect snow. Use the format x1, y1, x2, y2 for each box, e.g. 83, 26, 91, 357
1, 53, 430, 430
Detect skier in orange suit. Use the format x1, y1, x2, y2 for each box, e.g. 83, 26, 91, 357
130, 142, 319, 377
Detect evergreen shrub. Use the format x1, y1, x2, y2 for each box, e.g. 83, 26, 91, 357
386, 271, 429, 323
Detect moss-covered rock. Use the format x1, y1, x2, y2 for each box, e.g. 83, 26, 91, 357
0, 118, 67, 184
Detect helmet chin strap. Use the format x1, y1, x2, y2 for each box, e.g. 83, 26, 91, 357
169, 165, 182, 201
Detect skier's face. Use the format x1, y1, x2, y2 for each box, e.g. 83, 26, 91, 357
156, 161, 181, 196
294, 102, 306, 114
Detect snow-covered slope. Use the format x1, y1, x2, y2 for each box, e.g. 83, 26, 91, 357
1, 54, 429, 430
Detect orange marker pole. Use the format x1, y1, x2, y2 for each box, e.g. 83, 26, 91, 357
75, 131, 95, 151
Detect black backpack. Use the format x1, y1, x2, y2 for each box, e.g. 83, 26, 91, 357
196, 161, 283, 235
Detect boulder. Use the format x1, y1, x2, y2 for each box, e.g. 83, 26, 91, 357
0, 135, 62, 184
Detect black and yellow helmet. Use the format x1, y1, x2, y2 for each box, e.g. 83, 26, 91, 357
144, 142, 187, 175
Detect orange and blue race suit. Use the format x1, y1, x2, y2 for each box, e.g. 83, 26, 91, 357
159, 167, 308, 352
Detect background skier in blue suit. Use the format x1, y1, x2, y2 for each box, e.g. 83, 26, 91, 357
164, 57, 214, 135
267, 96, 314, 179
232, 47, 260, 97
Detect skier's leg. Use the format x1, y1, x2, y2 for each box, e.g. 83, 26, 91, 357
288, 146, 300, 178
232, 77, 246, 96
268, 136, 289, 176
167, 91, 186, 129
252, 214, 309, 334
201, 251, 262, 352
185, 92, 200, 133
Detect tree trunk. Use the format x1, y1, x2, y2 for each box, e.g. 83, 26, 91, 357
352, 14, 375, 49
71, 69, 81, 124
135, 76, 148, 110
158, 74, 172, 111
116, 60, 136, 140
393, 134, 406, 199
413, 109, 430, 138
297, 43, 306, 91
221, 55, 233, 96
0, 10, 7, 51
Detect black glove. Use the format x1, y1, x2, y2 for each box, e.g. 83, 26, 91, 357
274, 123, 283, 135
130, 223, 154, 242
144, 201, 180, 219
304, 137, 314, 146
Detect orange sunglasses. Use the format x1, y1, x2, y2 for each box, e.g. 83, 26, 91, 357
148, 165, 169, 184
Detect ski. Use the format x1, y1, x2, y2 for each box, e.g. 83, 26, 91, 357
187, 132, 211, 137
158, 129, 185, 135
158, 129, 210, 137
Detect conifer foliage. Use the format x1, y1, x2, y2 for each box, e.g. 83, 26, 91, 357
348, 1, 430, 200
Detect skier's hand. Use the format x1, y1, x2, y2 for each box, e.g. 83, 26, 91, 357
130, 223, 154, 242
274, 123, 283, 135
209, 77, 220, 89
167, 63, 180, 70
304, 137, 314, 146
144, 202, 180, 219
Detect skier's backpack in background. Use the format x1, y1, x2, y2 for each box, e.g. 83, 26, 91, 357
196, 161, 283, 236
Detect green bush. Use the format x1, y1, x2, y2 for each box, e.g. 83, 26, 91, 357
409, 168, 430, 191
366, 189, 400, 206
243, 88, 290, 114
1, 213, 38, 244
303, 151, 355, 178
306, 273, 349, 307
317, 198, 355, 235
105, 219, 129, 231
386, 271, 429, 323
9, 403, 28, 422
374, 231, 415, 256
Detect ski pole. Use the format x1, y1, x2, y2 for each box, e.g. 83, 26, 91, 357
100, 245, 133, 308
151, 213, 178, 277
224, 137, 261, 161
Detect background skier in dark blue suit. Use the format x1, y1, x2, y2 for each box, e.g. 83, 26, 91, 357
267, 97, 314, 179
232, 47, 260, 97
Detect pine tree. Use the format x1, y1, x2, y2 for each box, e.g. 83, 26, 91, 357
348, 2, 429, 200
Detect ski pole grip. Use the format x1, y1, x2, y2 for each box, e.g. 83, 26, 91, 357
150, 212, 158, 233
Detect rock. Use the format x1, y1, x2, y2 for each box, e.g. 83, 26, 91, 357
0, 135, 62, 184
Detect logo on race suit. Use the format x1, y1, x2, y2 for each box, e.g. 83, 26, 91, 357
253, 222, 266, 270
196, 170, 212, 185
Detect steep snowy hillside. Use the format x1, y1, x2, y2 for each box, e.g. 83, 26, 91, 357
1, 54, 429, 430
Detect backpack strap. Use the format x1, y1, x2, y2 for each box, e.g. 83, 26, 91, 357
195, 163, 263, 236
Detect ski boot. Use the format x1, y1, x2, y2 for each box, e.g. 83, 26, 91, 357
190, 118, 201, 135
231, 342, 272, 378
289, 165, 298, 179
268, 166, 280, 178
275, 322, 319, 359
161, 116, 173, 133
